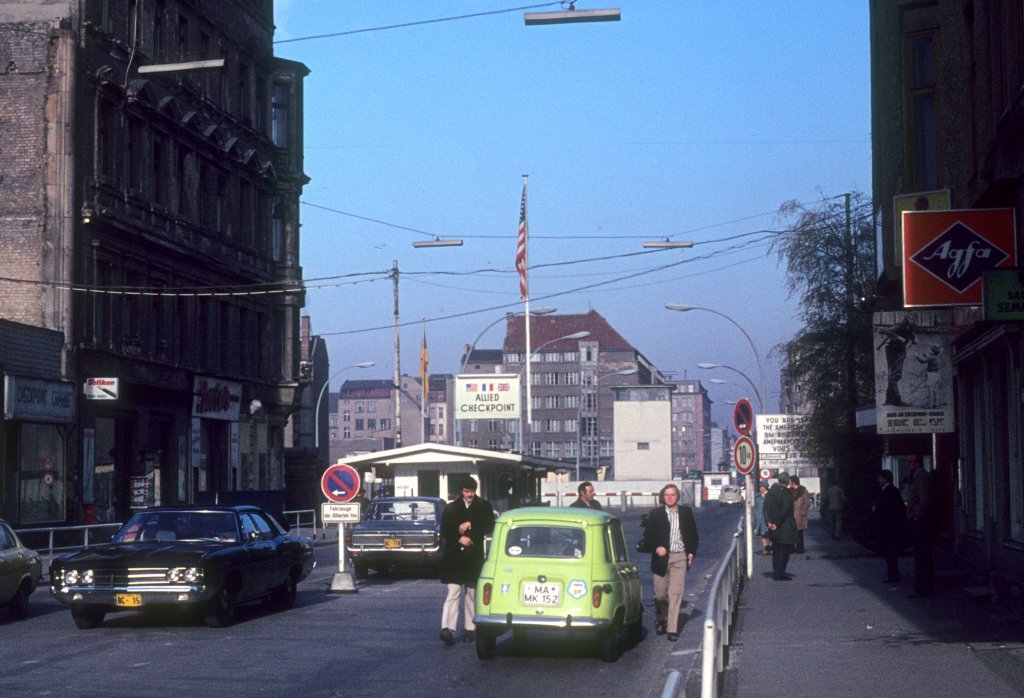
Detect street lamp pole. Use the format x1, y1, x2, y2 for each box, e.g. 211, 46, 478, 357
666, 303, 763, 580
576, 368, 637, 480
314, 361, 375, 451
516, 330, 590, 454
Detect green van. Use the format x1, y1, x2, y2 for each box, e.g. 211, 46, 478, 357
473, 507, 643, 662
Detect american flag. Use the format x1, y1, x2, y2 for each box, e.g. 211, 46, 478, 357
516, 181, 528, 299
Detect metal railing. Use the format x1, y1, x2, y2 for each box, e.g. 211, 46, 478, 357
16, 523, 124, 580
281, 508, 319, 539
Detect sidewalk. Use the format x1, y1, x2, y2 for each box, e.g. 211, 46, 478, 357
720, 522, 1024, 698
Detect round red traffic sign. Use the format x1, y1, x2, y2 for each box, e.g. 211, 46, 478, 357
733, 398, 754, 436
759, 467, 772, 481
733, 435, 756, 474
321, 463, 361, 503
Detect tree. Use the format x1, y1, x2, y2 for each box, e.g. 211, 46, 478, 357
770, 193, 879, 482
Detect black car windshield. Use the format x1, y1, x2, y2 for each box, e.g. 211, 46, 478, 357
365, 500, 437, 522
113, 511, 239, 543
505, 526, 585, 559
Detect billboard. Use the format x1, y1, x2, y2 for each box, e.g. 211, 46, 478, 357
455, 374, 520, 421
755, 414, 812, 469
873, 309, 955, 434
902, 208, 1017, 306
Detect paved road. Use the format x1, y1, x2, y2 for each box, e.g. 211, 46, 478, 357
1, 505, 742, 698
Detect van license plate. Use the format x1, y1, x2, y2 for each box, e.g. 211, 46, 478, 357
522, 582, 561, 606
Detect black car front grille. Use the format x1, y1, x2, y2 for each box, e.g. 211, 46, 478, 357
84, 568, 178, 588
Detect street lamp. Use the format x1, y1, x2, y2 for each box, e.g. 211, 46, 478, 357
700, 363, 764, 410
314, 362, 375, 449
666, 303, 763, 580
518, 330, 591, 454
576, 367, 637, 480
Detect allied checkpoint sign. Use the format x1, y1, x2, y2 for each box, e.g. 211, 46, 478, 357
455, 374, 520, 421
755, 414, 812, 470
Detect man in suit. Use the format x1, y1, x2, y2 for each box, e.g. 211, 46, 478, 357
873, 469, 908, 584
643, 483, 699, 642
763, 472, 797, 581
905, 455, 935, 597
569, 481, 603, 509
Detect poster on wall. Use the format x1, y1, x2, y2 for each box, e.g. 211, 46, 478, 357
873, 309, 955, 434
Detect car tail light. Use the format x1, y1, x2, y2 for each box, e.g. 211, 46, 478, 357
592, 584, 603, 608
482, 583, 492, 606
344, 531, 352, 546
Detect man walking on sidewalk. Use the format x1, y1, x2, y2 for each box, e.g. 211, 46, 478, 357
643, 483, 699, 642
905, 455, 935, 597
764, 472, 797, 581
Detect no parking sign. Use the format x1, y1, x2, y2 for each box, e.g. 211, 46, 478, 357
321, 463, 361, 503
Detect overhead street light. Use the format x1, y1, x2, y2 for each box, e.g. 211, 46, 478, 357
699, 362, 764, 409
524, 5, 621, 25
314, 362, 374, 449
642, 240, 694, 249
137, 58, 225, 74
412, 238, 463, 248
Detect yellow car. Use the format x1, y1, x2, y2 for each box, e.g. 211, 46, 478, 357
474, 507, 643, 662
1, 520, 42, 620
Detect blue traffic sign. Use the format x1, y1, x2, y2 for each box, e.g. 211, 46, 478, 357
321, 463, 361, 503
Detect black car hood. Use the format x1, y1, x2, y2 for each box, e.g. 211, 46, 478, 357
55, 542, 224, 566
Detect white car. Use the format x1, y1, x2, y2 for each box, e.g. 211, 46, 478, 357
717, 484, 744, 506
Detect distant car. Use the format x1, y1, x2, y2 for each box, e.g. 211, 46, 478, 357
345, 496, 445, 579
718, 484, 744, 506
474, 507, 643, 662
0, 520, 42, 619
50, 505, 314, 629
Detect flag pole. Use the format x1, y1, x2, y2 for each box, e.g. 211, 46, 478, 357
420, 319, 428, 443
519, 175, 531, 455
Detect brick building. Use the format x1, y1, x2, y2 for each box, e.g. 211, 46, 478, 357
0, 0, 308, 525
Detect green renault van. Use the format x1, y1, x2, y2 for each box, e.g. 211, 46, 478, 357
473, 507, 643, 662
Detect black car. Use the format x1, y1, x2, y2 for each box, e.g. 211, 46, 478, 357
345, 497, 445, 579
50, 505, 314, 629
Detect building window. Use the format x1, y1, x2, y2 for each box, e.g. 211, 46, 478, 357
564, 372, 579, 385
367, 419, 376, 431
906, 32, 939, 190
546, 442, 559, 458
565, 440, 577, 458
637, 442, 650, 450
564, 418, 578, 432
564, 394, 579, 409
600, 439, 613, 457
271, 81, 290, 147
544, 373, 559, 386
487, 419, 500, 431
355, 401, 364, 413
469, 420, 479, 433
367, 401, 376, 413
342, 410, 350, 422
379, 418, 390, 431
584, 393, 597, 410
545, 419, 560, 433
355, 419, 364, 431
343, 427, 351, 439
545, 396, 558, 409
487, 438, 500, 450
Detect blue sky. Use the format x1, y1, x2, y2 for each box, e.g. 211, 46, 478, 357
272, 2, 872, 424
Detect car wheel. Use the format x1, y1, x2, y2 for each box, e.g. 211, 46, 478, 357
71, 606, 105, 630
270, 572, 298, 610
599, 620, 623, 663
204, 584, 237, 628
353, 561, 368, 580
475, 629, 496, 660
626, 616, 643, 646
8, 582, 30, 620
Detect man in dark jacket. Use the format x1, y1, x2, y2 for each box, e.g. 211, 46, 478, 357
873, 469, 908, 584
643, 483, 699, 642
438, 476, 495, 645
569, 481, 603, 509
763, 472, 797, 581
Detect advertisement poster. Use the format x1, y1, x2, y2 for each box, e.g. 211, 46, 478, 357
873, 309, 955, 434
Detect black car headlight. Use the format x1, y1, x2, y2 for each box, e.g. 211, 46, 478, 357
63, 569, 93, 585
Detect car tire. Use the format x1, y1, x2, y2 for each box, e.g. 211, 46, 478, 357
599, 620, 623, 663
353, 561, 368, 580
475, 629, 496, 660
8, 582, 30, 620
270, 572, 298, 610
204, 584, 237, 628
626, 616, 643, 646
71, 606, 105, 630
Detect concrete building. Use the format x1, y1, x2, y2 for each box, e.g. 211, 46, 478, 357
871, 1, 1023, 612
0, 1, 307, 525
611, 384, 673, 481
669, 379, 713, 476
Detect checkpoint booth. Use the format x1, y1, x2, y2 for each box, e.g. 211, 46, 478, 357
338, 443, 554, 510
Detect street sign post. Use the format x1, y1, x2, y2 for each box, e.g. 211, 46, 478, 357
733, 435, 756, 475
322, 502, 361, 524
321, 463, 362, 594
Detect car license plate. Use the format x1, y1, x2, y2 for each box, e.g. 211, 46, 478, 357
522, 582, 561, 606
116, 593, 142, 607
384, 537, 402, 549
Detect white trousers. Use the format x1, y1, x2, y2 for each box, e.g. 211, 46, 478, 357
441, 583, 476, 632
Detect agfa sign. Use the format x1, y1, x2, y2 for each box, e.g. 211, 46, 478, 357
903, 209, 1017, 306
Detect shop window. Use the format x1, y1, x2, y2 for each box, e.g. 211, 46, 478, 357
19, 424, 65, 524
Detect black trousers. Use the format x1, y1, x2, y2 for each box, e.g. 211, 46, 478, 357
911, 519, 934, 595
771, 542, 793, 580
